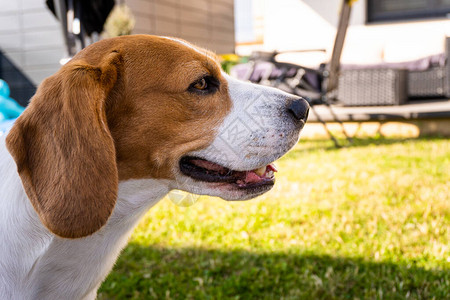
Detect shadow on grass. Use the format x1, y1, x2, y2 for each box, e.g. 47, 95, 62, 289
293, 135, 448, 153
98, 244, 449, 300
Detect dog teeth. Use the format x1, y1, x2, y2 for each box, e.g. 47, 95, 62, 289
266, 170, 274, 178
254, 166, 267, 176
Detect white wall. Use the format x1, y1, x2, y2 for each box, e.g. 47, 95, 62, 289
345, 1, 450, 64
0, 0, 65, 85
236, 0, 450, 67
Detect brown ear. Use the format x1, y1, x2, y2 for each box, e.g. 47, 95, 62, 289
6, 51, 122, 238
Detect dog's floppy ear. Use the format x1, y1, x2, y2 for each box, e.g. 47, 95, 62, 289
6, 51, 122, 239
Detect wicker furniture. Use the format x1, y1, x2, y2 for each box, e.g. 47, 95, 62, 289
336, 69, 407, 106
337, 37, 449, 106
408, 66, 447, 98
408, 37, 450, 98
448, 37, 450, 97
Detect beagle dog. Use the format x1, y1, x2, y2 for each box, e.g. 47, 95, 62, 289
0, 35, 309, 299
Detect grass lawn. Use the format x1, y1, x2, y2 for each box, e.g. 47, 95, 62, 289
98, 137, 449, 299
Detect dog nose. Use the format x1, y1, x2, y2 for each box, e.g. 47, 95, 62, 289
287, 97, 309, 122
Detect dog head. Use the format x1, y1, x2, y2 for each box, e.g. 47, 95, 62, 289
6, 35, 308, 238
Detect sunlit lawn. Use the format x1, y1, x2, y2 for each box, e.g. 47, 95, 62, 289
98, 136, 449, 299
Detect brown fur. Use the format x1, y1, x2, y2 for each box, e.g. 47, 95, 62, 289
6, 35, 231, 238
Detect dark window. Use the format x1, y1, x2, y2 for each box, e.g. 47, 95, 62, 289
367, 0, 450, 23
0, 51, 35, 107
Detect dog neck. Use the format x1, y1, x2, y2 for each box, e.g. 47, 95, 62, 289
0, 136, 171, 299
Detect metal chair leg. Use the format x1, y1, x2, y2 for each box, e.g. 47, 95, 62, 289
323, 101, 353, 144
309, 105, 342, 148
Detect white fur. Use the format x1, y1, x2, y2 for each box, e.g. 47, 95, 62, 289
0, 134, 172, 299
175, 73, 303, 200
0, 74, 304, 299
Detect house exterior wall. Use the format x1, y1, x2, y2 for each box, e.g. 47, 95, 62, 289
126, 0, 235, 53
0, 0, 66, 85
0, 0, 235, 86
236, 0, 450, 67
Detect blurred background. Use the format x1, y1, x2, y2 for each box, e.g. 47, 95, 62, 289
0, 1, 449, 299
1, 0, 449, 138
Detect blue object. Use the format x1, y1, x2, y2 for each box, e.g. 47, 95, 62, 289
0, 79, 25, 122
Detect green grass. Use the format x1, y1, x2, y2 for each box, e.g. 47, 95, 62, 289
98, 137, 450, 299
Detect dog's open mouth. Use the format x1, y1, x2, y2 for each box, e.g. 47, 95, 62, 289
179, 156, 277, 189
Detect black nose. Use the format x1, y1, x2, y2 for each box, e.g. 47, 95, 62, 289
287, 97, 309, 122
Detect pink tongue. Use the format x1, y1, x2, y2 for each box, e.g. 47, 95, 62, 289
244, 171, 263, 183
244, 164, 277, 183
192, 159, 277, 185
192, 159, 227, 172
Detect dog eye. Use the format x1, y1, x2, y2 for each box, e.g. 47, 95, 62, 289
188, 76, 219, 94
193, 78, 207, 90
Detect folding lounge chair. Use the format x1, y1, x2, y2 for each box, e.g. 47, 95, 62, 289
231, 0, 357, 147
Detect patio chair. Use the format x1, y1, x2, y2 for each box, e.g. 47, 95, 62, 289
231, 0, 357, 147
